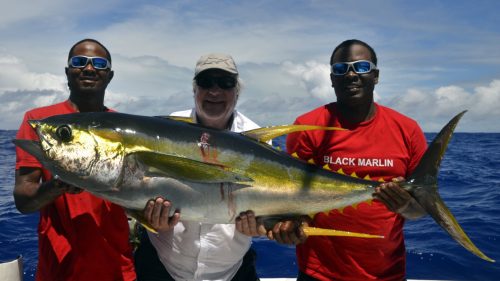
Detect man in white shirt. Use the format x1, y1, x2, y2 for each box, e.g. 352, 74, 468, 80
134, 53, 262, 281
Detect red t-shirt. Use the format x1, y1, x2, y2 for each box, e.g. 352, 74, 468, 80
15, 100, 136, 281
287, 103, 427, 281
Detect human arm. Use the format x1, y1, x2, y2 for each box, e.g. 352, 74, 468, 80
142, 197, 181, 232
373, 177, 426, 220
13, 167, 83, 214
14, 111, 80, 213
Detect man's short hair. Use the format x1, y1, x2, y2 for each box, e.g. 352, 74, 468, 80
330, 39, 377, 66
68, 38, 112, 63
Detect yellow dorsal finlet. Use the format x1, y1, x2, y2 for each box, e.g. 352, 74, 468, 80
291, 152, 299, 158
242, 124, 346, 143
308, 158, 316, 164
165, 116, 195, 123
323, 164, 331, 170
337, 168, 345, 175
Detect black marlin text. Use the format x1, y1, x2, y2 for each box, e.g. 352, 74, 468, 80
323, 156, 394, 167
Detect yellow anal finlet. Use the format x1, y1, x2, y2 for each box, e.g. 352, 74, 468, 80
303, 226, 384, 239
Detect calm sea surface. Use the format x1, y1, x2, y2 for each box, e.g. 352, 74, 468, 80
1, 130, 499, 280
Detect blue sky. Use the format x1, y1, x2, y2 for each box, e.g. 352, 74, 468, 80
1, 0, 499, 131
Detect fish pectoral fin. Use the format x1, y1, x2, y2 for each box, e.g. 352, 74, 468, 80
130, 151, 253, 183
302, 226, 384, 239
242, 125, 346, 144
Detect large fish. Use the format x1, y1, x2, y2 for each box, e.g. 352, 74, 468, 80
13, 111, 494, 262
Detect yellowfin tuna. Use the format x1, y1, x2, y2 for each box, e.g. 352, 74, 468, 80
14, 111, 494, 262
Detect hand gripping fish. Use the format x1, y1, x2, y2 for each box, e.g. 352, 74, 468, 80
13, 110, 494, 262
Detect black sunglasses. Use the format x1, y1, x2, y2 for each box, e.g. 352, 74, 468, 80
196, 75, 237, 90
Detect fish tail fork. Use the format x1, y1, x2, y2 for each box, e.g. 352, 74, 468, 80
407, 111, 494, 262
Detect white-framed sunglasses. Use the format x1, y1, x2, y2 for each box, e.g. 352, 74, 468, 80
331, 60, 377, 76
68, 56, 111, 70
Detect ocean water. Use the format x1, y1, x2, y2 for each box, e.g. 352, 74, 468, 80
1, 130, 499, 280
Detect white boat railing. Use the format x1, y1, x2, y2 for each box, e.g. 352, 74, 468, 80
0, 256, 23, 281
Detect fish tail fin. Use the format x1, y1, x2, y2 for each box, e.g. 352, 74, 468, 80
407, 111, 494, 262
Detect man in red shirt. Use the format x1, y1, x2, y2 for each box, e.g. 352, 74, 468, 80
271, 39, 428, 281
13, 39, 136, 281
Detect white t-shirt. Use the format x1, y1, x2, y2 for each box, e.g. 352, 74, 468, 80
148, 109, 260, 281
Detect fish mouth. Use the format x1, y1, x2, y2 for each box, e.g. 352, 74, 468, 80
27, 119, 53, 152
27, 119, 39, 129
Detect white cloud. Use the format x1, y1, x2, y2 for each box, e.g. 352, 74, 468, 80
282, 60, 382, 102
282, 61, 332, 102
0, 54, 66, 93
386, 79, 500, 132
434, 86, 470, 116
0, 90, 68, 129
0, 54, 69, 129
471, 80, 500, 117
1, 1, 500, 132
238, 93, 324, 126
2, 46, 499, 132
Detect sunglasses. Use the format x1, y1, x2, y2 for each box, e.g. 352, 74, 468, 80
196, 75, 237, 90
68, 56, 112, 70
331, 60, 377, 76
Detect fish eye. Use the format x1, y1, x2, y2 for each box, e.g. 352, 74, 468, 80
56, 125, 73, 142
